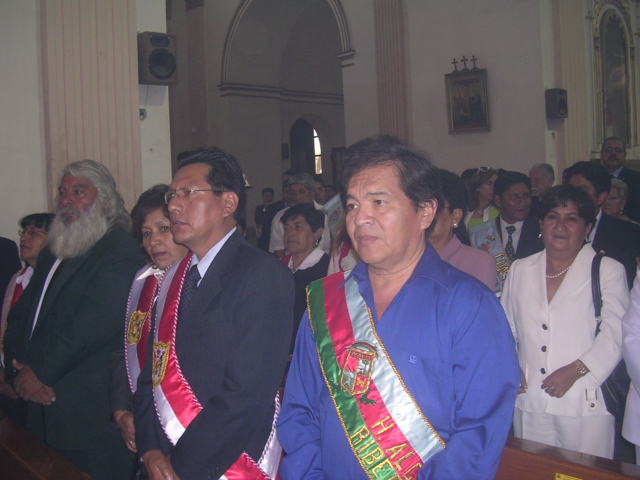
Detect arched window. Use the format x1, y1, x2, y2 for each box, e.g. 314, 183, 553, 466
313, 128, 323, 174
290, 118, 323, 175
600, 9, 630, 143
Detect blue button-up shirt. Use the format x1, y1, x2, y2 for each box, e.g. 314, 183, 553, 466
278, 245, 520, 479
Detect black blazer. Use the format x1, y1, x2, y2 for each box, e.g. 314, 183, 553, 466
495, 216, 544, 260
0, 237, 21, 303
618, 167, 640, 223
593, 212, 640, 285
3, 227, 145, 451
134, 230, 294, 480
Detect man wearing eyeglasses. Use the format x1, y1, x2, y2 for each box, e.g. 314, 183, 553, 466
601, 136, 640, 223
134, 148, 293, 480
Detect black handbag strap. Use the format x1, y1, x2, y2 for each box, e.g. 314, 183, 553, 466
592, 251, 604, 335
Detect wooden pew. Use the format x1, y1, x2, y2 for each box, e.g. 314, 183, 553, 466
0, 408, 90, 480
497, 436, 640, 480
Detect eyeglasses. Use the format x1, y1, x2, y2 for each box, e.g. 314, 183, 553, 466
604, 147, 624, 153
164, 187, 224, 204
19, 228, 47, 238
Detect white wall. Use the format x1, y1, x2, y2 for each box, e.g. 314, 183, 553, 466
0, 1, 48, 244
136, 0, 173, 189
340, 1, 380, 143
405, 0, 547, 174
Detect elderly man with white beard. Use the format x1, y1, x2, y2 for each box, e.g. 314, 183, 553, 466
3, 159, 146, 480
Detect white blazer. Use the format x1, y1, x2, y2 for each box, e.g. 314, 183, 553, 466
623, 272, 640, 445
501, 244, 629, 417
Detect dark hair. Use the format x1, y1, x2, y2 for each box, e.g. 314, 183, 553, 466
601, 136, 626, 153
435, 169, 470, 245
341, 135, 441, 215
494, 171, 531, 198
131, 185, 170, 244
281, 203, 325, 232
464, 167, 497, 211
438, 169, 468, 211
20, 213, 55, 232
562, 161, 611, 195
262, 187, 274, 196
177, 147, 247, 222
538, 184, 596, 227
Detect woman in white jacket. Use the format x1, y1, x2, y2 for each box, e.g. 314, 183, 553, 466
623, 271, 640, 463
501, 185, 629, 458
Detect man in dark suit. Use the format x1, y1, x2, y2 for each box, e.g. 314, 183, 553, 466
3, 160, 146, 479
564, 160, 640, 285
470, 171, 543, 293
135, 148, 293, 480
0, 237, 21, 301
254, 186, 276, 251
600, 136, 640, 223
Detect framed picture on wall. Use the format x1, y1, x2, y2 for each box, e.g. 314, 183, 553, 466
445, 68, 490, 133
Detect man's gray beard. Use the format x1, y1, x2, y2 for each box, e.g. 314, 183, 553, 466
49, 203, 109, 259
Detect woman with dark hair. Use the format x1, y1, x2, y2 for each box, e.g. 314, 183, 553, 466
429, 170, 496, 289
111, 185, 188, 456
501, 185, 629, 458
0, 213, 54, 422
281, 203, 329, 351
464, 167, 499, 229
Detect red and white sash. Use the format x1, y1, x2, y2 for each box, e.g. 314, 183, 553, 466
152, 254, 281, 479
124, 265, 161, 393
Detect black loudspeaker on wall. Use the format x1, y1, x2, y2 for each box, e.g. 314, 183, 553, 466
138, 32, 177, 85
545, 88, 568, 119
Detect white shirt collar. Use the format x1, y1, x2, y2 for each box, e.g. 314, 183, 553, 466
288, 247, 325, 272
136, 264, 165, 281
499, 218, 524, 250
192, 227, 237, 283
588, 209, 603, 243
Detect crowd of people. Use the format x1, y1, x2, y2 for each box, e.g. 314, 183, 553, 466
0, 134, 638, 479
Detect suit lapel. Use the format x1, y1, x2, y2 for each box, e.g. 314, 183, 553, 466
30, 254, 89, 338
30, 228, 120, 338
516, 217, 533, 258
495, 217, 503, 242
189, 230, 241, 319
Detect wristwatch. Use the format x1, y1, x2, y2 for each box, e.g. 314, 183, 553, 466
575, 360, 589, 377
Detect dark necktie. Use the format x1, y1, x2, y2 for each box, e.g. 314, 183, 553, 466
505, 225, 516, 260
179, 265, 201, 319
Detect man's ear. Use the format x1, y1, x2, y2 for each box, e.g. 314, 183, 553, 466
419, 199, 438, 230
222, 192, 239, 218
494, 194, 502, 210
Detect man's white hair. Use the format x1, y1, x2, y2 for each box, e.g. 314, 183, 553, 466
61, 159, 131, 230
49, 160, 130, 259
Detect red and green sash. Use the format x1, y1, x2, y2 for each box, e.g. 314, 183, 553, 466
152, 254, 281, 479
307, 272, 445, 480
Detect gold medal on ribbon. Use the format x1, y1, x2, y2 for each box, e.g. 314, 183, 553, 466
152, 341, 170, 387
127, 310, 148, 345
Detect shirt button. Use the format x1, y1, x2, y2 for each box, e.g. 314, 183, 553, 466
541, 345, 547, 352
540, 368, 546, 374
542, 324, 548, 330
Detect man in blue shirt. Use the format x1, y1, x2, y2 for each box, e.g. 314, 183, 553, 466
278, 135, 520, 479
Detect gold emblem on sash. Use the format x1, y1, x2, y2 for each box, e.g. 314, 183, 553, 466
127, 310, 148, 345
340, 342, 377, 396
152, 341, 170, 387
